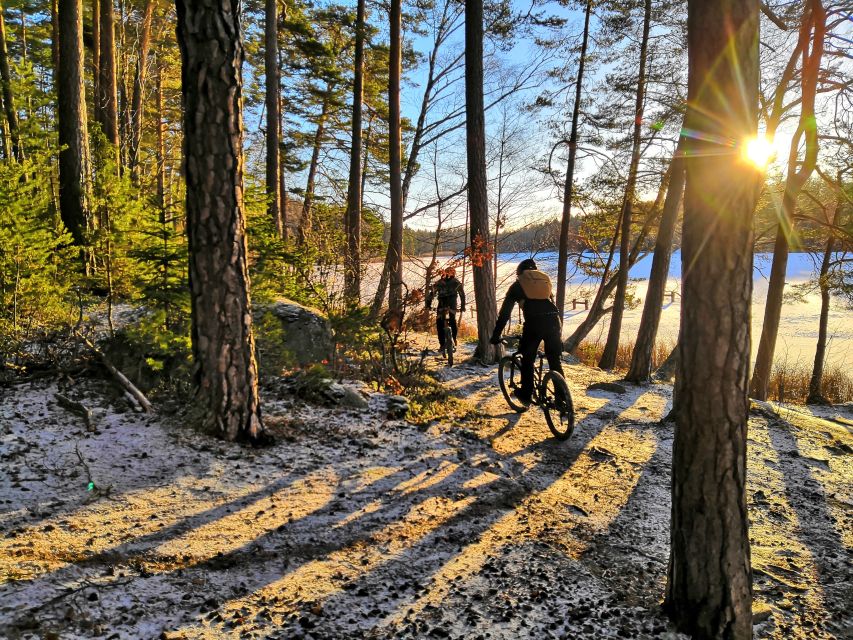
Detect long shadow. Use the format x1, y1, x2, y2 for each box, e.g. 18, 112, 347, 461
765, 414, 852, 636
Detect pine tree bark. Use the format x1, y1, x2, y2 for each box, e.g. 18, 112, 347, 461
51, 0, 59, 72
155, 63, 166, 215
599, 0, 652, 370
128, 0, 155, 180
92, 0, 100, 125
465, 0, 497, 362
625, 139, 686, 382
0, 4, 23, 162
388, 0, 404, 312
750, 0, 825, 400
264, 0, 283, 237
298, 90, 330, 244
97, 0, 119, 155
555, 0, 591, 317
664, 0, 760, 636
807, 174, 841, 404
57, 0, 92, 246
175, 0, 264, 443
344, 0, 365, 304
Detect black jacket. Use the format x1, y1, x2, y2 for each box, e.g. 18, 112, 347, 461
492, 269, 559, 337
426, 276, 466, 310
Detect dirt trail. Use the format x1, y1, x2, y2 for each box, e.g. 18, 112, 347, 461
1, 344, 850, 639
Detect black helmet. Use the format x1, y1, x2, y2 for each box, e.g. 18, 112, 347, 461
516, 258, 537, 275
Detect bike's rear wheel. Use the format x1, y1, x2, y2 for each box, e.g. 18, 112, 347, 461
498, 355, 528, 413
541, 371, 575, 440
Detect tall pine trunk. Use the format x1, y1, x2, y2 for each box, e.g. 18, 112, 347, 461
807, 173, 841, 404
465, 0, 497, 362
298, 90, 330, 244
97, 0, 119, 154
344, 0, 365, 304
175, 0, 264, 443
264, 0, 283, 237
57, 0, 92, 247
599, 0, 651, 370
0, 4, 23, 162
387, 0, 404, 312
555, 0, 591, 316
751, 0, 825, 399
664, 0, 760, 636
92, 0, 100, 125
128, 0, 155, 180
625, 139, 686, 382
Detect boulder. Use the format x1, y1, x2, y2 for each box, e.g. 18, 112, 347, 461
254, 299, 333, 369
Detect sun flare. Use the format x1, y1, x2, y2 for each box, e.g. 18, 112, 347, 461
742, 135, 775, 168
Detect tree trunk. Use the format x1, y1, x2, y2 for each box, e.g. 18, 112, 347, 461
298, 90, 330, 244
51, 0, 60, 72
807, 175, 841, 404
175, 0, 264, 443
344, 0, 365, 305
599, 0, 652, 370
264, 0, 283, 237
97, 0, 119, 155
625, 139, 686, 382
155, 63, 165, 215
57, 0, 92, 246
465, 0, 498, 362
92, 0, 100, 125
0, 5, 23, 162
387, 0, 404, 312
128, 0, 155, 180
664, 1, 760, 636
750, 0, 825, 400
555, 0, 591, 316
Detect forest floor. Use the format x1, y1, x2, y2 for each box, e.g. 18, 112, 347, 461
1, 339, 851, 640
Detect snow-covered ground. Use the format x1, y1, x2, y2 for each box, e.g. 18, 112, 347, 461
1, 345, 851, 639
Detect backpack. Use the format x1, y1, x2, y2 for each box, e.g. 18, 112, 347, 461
518, 269, 552, 300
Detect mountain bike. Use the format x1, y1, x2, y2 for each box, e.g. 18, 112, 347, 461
497, 338, 575, 440
435, 307, 459, 367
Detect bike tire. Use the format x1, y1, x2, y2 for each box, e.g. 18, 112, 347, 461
498, 355, 528, 413
444, 326, 454, 367
541, 371, 575, 440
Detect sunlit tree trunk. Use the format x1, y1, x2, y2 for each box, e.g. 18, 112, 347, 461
625, 139, 686, 382
465, 0, 498, 362
555, 0, 591, 317
57, 0, 92, 246
97, 0, 120, 164
0, 4, 23, 162
807, 173, 841, 404
664, 0, 760, 636
92, 0, 100, 124
264, 0, 283, 237
129, 0, 155, 180
751, 0, 825, 400
344, 0, 365, 304
298, 89, 330, 244
388, 0, 404, 312
175, 0, 264, 443
599, 0, 651, 370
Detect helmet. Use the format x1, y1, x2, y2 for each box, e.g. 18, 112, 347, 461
443, 267, 456, 278
516, 258, 537, 275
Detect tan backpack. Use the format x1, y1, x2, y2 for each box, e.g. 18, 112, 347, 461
518, 269, 552, 300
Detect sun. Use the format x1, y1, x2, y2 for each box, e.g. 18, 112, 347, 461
741, 135, 775, 169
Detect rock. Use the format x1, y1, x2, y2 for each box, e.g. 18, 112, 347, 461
254, 299, 333, 368
588, 381, 628, 394
386, 395, 410, 418
326, 383, 370, 409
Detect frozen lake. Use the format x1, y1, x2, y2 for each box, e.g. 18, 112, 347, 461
364, 251, 852, 369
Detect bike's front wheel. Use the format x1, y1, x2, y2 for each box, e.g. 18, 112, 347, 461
445, 326, 454, 367
498, 355, 528, 413
541, 371, 575, 440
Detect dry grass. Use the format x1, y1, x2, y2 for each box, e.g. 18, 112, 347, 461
574, 337, 853, 405
574, 337, 675, 372
769, 360, 853, 405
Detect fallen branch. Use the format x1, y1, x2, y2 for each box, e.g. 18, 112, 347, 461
73, 330, 153, 413
56, 393, 95, 431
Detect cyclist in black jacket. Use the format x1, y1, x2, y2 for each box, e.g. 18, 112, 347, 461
490, 258, 563, 405
425, 267, 466, 356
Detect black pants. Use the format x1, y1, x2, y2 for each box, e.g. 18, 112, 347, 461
436, 307, 458, 349
519, 314, 563, 399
